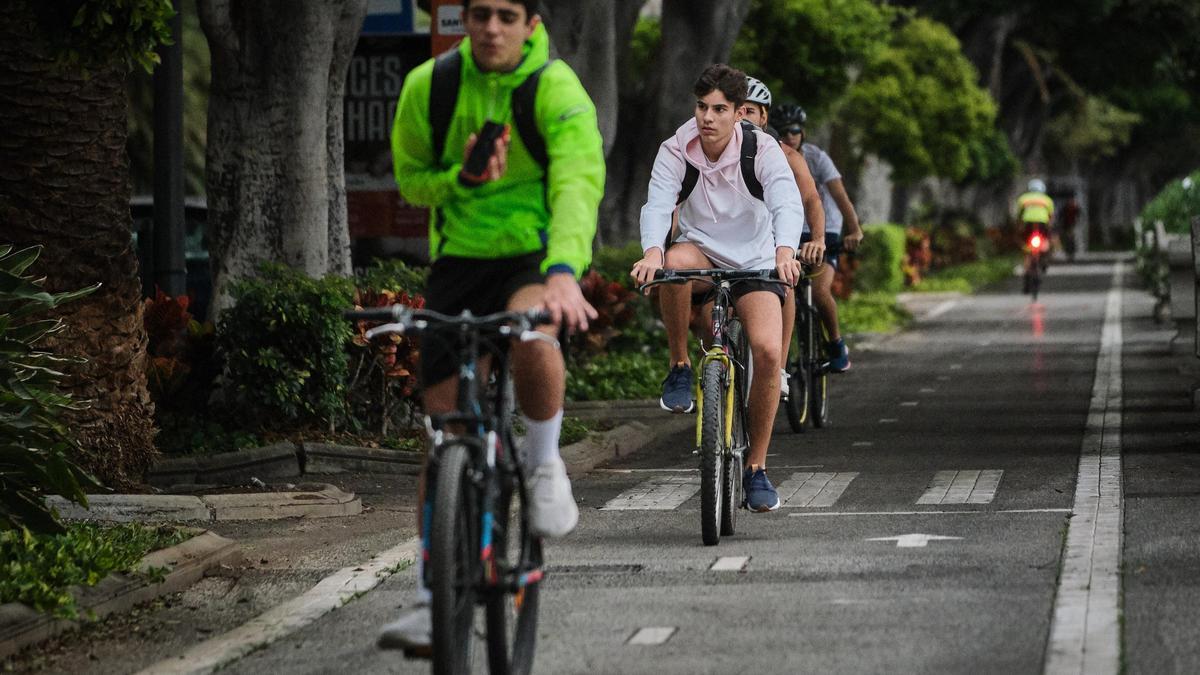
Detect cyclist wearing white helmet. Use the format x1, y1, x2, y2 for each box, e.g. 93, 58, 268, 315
739, 77, 827, 394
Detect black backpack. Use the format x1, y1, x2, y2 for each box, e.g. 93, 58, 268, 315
428, 50, 549, 171
676, 120, 764, 205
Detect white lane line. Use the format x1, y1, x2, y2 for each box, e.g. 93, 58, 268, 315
628, 627, 677, 645
917, 470, 1003, 505
925, 299, 959, 319
788, 508, 1070, 517
710, 556, 749, 571
900, 401, 919, 407
600, 475, 700, 510
879, 418, 898, 424
778, 472, 858, 508
1044, 262, 1124, 675
852, 441, 874, 447
136, 537, 420, 675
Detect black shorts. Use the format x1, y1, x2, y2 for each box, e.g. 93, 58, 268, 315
691, 278, 787, 306
800, 231, 844, 270
419, 253, 545, 386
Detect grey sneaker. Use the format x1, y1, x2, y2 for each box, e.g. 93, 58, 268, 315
377, 602, 431, 656
527, 457, 579, 538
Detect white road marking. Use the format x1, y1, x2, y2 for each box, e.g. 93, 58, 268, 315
879, 418, 898, 423
789, 508, 1070, 517
628, 627, 677, 645
1044, 262, 1124, 675
852, 441, 874, 447
917, 470, 1004, 505
710, 556, 749, 571
925, 299, 959, 319
900, 401, 919, 407
919, 387, 936, 393
866, 533, 962, 548
778, 472, 858, 508
600, 475, 700, 510
135, 537, 420, 675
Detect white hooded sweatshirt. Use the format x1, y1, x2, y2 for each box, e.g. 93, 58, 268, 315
639, 118, 805, 270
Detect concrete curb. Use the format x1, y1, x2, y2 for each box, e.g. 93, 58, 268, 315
0, 530, 244, 660
46, 484, 362, 522
301, 442, 421, 475
560, 415, 694, 477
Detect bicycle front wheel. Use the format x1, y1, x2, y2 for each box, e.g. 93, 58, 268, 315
430, 444, 479, 675
699, 360, 725, 546
809, 309, 830, 428
486, 476, 541, 675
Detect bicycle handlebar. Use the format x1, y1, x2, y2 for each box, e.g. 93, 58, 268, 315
344, 305, 554, 339
638, 267, 790, 292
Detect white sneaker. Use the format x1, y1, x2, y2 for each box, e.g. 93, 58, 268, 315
377, 602, 431, 655
779, 368, 790, 400
526, 457, 579, 538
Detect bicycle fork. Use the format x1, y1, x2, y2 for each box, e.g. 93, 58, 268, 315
694, 347, 737, 449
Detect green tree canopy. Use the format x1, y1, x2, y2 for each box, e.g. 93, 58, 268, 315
841, 16, 1008, 184
730, 0, 894, 116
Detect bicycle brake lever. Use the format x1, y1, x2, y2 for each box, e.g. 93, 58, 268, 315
519, 330, 560, 349
364, 322, 406, 340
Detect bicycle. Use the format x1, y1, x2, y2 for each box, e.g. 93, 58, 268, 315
345, 304, 554, 675
1023, 226, 1049, 301
640, 268, 786, 546
784, 262, 828, 433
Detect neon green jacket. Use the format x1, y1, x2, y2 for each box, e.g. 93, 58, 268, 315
1017, 191, 1055, 225
390, 24, 605, 277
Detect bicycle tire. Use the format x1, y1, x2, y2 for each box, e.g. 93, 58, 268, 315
721, 319, 749, 536
784, 301, 811, 433
485, 477, 541, 675
430, 444, 478, 675
700, 359, 725, 546
1029, 254, 1042, 301
809, 308, 830, 428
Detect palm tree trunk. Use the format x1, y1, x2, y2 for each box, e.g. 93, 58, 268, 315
0, 4, 156, 488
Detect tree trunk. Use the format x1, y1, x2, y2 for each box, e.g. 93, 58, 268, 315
0, 3, 156, 488
599, 0, 753, 245
198, 0, 367, 318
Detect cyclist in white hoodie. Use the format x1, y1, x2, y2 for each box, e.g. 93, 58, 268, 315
631, 63, 814, 512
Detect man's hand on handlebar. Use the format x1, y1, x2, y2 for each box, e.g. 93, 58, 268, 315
798, 237, 826, 266
776, 246, 802, 286
630, 247, 665, 292
542, 273, 597, 333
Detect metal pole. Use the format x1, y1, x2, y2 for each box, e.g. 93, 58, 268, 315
152, 9, 186, 297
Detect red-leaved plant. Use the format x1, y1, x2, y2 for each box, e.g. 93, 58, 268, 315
578, 270, 636, 354
347, 288, 425, 434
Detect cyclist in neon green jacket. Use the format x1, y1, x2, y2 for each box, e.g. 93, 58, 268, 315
380, 0, 605, 654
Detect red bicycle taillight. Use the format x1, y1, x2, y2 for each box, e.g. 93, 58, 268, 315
1029, 233, 1043, 249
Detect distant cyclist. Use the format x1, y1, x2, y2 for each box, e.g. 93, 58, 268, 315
1017, 178, 1055, 291
740, 78, 826, 395
378, 0, 604, 653
773, 104, 863, 373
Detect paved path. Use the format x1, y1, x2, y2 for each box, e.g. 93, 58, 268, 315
14, 257, 1200, 674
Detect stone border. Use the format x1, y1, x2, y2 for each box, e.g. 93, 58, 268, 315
560, 416, 694, 477
46, 484, 362, 522
0, 530, 244, 660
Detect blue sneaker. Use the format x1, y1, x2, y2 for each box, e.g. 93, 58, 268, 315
823, 338, 851, 373
742, 468, 781, 512
659, 363, 695, 413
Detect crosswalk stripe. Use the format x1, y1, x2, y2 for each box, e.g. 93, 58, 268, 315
778, 472, 858, 508
917, 470, 1003, 505
600, 475, 700, 511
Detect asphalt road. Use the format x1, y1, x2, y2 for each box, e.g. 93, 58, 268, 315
14, 256, 1200, 674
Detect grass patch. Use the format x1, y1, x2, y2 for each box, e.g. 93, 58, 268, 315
0, 523, 192, 619
566, 350, 666, 402
913, 255, 1019, 294
840, 292, 912, 335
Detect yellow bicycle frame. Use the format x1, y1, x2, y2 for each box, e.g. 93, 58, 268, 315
693, 346, 737, 449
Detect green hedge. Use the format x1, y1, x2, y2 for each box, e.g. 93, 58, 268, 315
854, 223, 906, 294
1140, 169, 1200, 235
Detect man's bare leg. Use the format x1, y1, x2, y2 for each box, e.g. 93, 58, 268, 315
734, 291, 784, 470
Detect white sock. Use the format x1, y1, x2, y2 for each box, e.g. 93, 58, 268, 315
415, 551, 431, 604
520, 410, 563, 468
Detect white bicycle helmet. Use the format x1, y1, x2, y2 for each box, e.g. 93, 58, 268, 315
745, 77, 772, 109
1027, 178, 1047, 193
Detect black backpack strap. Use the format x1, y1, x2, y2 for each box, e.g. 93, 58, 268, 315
429, 50, 462, 168
511, 61, 551, 170
740, 120, 763, 201
676, 163, 699, 205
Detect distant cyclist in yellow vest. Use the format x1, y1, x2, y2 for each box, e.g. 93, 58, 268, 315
1017, 178, 1054, 291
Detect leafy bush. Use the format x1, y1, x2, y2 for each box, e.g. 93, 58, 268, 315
853, 224, 907, 294
143, 290, 218, 415
0, 523, 188, 618
357, 258, 427, 296
578, 270, 638, 355
566, 350, 665, 401
840, 292, 911, 335
347, 288, 425, 436
913, 255, 1019, 293
1140, 170, 1200, 235
217, 264, 354, 431
0, 244, 99, 533
589, 241, 643, 286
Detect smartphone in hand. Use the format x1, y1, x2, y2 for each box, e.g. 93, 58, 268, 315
462, 120, 506, 180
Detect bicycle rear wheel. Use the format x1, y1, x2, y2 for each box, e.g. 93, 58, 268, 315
1028, 254, 1042, 301
721, 319, 748, 536
430, 444, 480, 675
699, 360, 725, 546
809, 309, 830, 428
784, 301, 811, 433
486, 476, 541, 675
